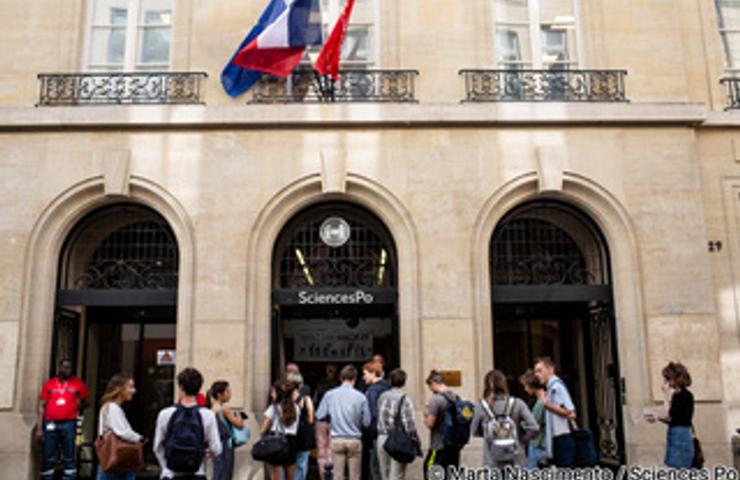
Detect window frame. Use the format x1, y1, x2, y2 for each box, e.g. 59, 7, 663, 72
83, 0, 174, 72
492, 0, 585, 70
716, 0, 740, 75
314, 0, 378, 69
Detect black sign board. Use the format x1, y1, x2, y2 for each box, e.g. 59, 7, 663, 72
272, 288, 397, 306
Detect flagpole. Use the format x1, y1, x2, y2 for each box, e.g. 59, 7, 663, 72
327, 74, 336, 102
314, 72, 336, 102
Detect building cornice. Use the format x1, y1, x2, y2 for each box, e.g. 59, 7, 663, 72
698, 110, 740, 127
0, 102, 709, 131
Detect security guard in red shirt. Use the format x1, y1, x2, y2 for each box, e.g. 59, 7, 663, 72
36, 359, 90, 480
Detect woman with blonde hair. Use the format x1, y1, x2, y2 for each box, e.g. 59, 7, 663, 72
96, 374, 144, 480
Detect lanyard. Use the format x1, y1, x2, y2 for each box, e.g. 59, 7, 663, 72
56, 378, 70, 393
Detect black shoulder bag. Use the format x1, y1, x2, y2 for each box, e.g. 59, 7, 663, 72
383, 395, 421, 464
251, 406, 294, 465
295, 394, 316, 452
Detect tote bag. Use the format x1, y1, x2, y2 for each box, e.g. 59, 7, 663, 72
94, 405, 145, 473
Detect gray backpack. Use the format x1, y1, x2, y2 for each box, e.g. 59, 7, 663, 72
481, 396, 519, 463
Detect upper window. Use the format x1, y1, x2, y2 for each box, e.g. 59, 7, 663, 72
304, 0, 376, 68
716, 0, 740, 75
493, 0, 579, 70
87, 0, 172, 71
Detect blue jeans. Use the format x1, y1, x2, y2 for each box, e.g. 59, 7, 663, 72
295, 450, 310, 480
213, 443, 235, 480
41, 419, 77, 480
527, 444, 548, 469
96, 466, 135, 480
665, 426, 694, 468
553, 434, 576, 467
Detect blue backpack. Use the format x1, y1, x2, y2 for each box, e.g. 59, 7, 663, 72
164, 405, 205, 473
440, 392, 475, 449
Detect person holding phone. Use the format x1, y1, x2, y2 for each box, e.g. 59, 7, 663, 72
208, 380, 246, 480
645, 362, 695, 468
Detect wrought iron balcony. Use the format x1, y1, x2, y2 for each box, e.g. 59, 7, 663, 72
249, 69, 418, 103
721, 77, 740, 109
460, 69, 627, 102
37, 71, 207, 106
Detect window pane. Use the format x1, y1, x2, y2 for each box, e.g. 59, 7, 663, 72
137, 26, 171, 64
542, 28, 567, 63
493, 0, 529, 23
716, 0, 740, 29
539, 0, 575, 25
496, 26, 531, 66
92, 0, 128, 25
139, 0, 172, 25
541, 25, 577, 67
721, 32, 740, 69
89, 27, 126, 65
348, 0, 373, 24
342, 27, 370, 63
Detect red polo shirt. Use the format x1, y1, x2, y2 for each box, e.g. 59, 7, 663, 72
39, 376, 89, 421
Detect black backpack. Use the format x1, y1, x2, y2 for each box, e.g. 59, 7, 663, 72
164, 404, 205, 473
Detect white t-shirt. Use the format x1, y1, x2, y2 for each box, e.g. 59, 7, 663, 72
264, 404, 301, 435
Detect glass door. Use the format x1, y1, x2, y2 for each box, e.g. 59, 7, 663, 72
82, 307, 176, 478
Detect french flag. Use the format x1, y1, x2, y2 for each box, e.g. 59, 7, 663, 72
233, 0, 323, 78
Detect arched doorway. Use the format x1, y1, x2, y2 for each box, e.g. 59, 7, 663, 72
490, 200, 625, 466
53, 204, 178, 478
271, 202, 399, 399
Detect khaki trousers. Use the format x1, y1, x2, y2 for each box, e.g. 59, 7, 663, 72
376, 434, 407, 480
331, 437, 363, 480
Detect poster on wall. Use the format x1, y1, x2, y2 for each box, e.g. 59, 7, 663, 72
294, 332, 374, 361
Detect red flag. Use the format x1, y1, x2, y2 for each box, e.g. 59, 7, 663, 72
314, 0, 356, 80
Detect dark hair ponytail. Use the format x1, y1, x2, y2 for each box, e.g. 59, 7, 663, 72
206, 380, 229, 408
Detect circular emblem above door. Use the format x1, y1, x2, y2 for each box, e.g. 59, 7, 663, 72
320, 217, 351, 247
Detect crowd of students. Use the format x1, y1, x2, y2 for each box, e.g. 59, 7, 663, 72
36, 356, 696, 480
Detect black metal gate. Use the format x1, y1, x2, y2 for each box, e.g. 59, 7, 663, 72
54, 204, 179, 479
490, 201, 625, 466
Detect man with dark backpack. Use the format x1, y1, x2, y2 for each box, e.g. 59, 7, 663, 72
423, 370, 474, 479
154, 368, 222, 479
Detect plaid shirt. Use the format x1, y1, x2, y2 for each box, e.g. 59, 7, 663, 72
377, 388, 417, 436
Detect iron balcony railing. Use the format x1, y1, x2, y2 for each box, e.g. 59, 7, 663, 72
721, 77, 740, 109
37, 71, 208, 106
459, 69, 628, 102
249, 69, 419, 103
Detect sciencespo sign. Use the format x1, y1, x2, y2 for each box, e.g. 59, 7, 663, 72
297, 289, 375, 305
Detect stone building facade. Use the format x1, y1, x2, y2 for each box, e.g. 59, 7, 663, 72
0, 0, 739, 478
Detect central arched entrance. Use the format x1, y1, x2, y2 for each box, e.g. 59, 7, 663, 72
490, 200, 625, 466
271, 201, 399, 398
